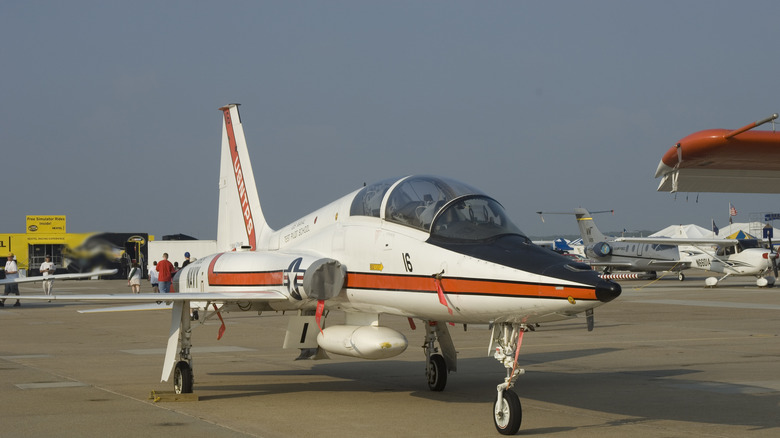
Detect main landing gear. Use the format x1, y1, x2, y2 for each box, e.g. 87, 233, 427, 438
423, 320, 457, 392
422, 320, 524, 434
489, 322, 526, 435
170, 301, 195, 395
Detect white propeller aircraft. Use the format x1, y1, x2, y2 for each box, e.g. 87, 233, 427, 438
615, 236, 778, 287
8, 104, 621, 435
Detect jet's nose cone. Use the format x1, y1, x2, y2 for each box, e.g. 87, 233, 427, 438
595, 279, 621, 302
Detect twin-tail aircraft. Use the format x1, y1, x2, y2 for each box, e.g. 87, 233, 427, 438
614, 236, 778, 287
11, 104, 621, 435
538, 208, 689, 280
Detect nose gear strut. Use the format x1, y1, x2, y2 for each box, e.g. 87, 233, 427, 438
490, 322, 527, 435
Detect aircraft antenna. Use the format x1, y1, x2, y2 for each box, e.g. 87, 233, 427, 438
723, 113, 778, 139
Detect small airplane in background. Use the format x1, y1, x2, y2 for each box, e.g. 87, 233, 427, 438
537, 208, 689, 280
615, 236, 778, 287
7, 104, 621, 435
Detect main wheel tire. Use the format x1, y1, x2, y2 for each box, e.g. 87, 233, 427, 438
678, 272, 685, 281
427, 353, 447, 391
493, 389, 522, 435
173, 360, 194, 394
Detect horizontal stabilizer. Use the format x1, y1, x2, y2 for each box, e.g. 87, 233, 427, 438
10, 291, 288, 303
79, 302, 173, 313
0, 269, 118, 285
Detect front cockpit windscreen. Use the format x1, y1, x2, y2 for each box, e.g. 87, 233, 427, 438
431, 195, 526, 241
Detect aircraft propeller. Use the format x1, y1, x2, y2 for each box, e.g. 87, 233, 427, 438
769, 235, 778, 277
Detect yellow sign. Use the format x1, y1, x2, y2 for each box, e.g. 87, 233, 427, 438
26, 215, 67, 234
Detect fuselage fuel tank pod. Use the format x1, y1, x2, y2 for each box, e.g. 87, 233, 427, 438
317, 325, 408, 360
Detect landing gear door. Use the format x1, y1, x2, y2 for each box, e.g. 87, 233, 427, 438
283, 315, 319, 349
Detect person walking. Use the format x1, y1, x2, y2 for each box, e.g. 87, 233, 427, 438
2, 253, 20, 307
156, 253, 175, 293
149, 261, 159, 293
39, 254, 55, 298
127, 259, 142, 294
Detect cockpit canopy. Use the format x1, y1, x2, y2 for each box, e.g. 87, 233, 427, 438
350, 175, 526, 241
716, 238, 761, 256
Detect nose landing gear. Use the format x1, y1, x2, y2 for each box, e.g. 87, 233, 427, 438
490, 322, 527, 435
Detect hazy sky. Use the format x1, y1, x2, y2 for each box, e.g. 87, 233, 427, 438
2, 1, 779, 240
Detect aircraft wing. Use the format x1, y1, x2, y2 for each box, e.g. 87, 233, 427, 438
7, 291, 288, 302
587, 259, 691, 270
586, 261, 635, 268
647, 260, 692, 269
0, 269, 118, 284
655, 114, 780, 193
615, 237, 740, 246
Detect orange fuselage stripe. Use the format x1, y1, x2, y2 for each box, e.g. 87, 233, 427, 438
203, 258, 597, 300
207, 253, 285, 286
346, 273, 598, 300
209, 270, 284, 286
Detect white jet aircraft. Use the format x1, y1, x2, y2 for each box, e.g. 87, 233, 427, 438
9, 104, 621, 435
615, 236, 777, 287
538, 209, 689, 279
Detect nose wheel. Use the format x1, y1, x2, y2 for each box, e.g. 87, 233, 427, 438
493, 389, 522, 435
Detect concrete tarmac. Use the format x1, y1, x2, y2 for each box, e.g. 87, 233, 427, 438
1, 274, 778, 437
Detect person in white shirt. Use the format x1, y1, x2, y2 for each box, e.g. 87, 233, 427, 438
148, 261, 159, 293
39, 254, 56, 297
2, 252, 20, 307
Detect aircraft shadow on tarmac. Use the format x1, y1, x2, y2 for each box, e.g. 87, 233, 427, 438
202, 349, 617, 401
203, 347, 779, 431
517, 368, 780, 431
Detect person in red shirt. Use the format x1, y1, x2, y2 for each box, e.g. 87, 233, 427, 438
156, 253, 175, 293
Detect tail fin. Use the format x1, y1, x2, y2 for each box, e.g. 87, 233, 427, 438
573, 208, 608, 244
217, 104, 270, 252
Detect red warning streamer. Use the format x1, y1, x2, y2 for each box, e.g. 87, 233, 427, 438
315, 300, 325, 335
433, 276, 453, 315
213, 304, 226, 340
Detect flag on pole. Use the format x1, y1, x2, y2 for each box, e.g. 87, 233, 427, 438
729, 203, 737, 216
712, 219, 719, 236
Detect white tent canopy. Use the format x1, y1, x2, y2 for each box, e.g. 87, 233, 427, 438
651, 222, 780, 240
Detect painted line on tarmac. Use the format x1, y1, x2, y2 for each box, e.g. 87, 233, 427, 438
0, 354, 53, 360
665, 380, 780, 395
121, 346, 255, 355
633, 299, 780, 310
16, 381, 89, 390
